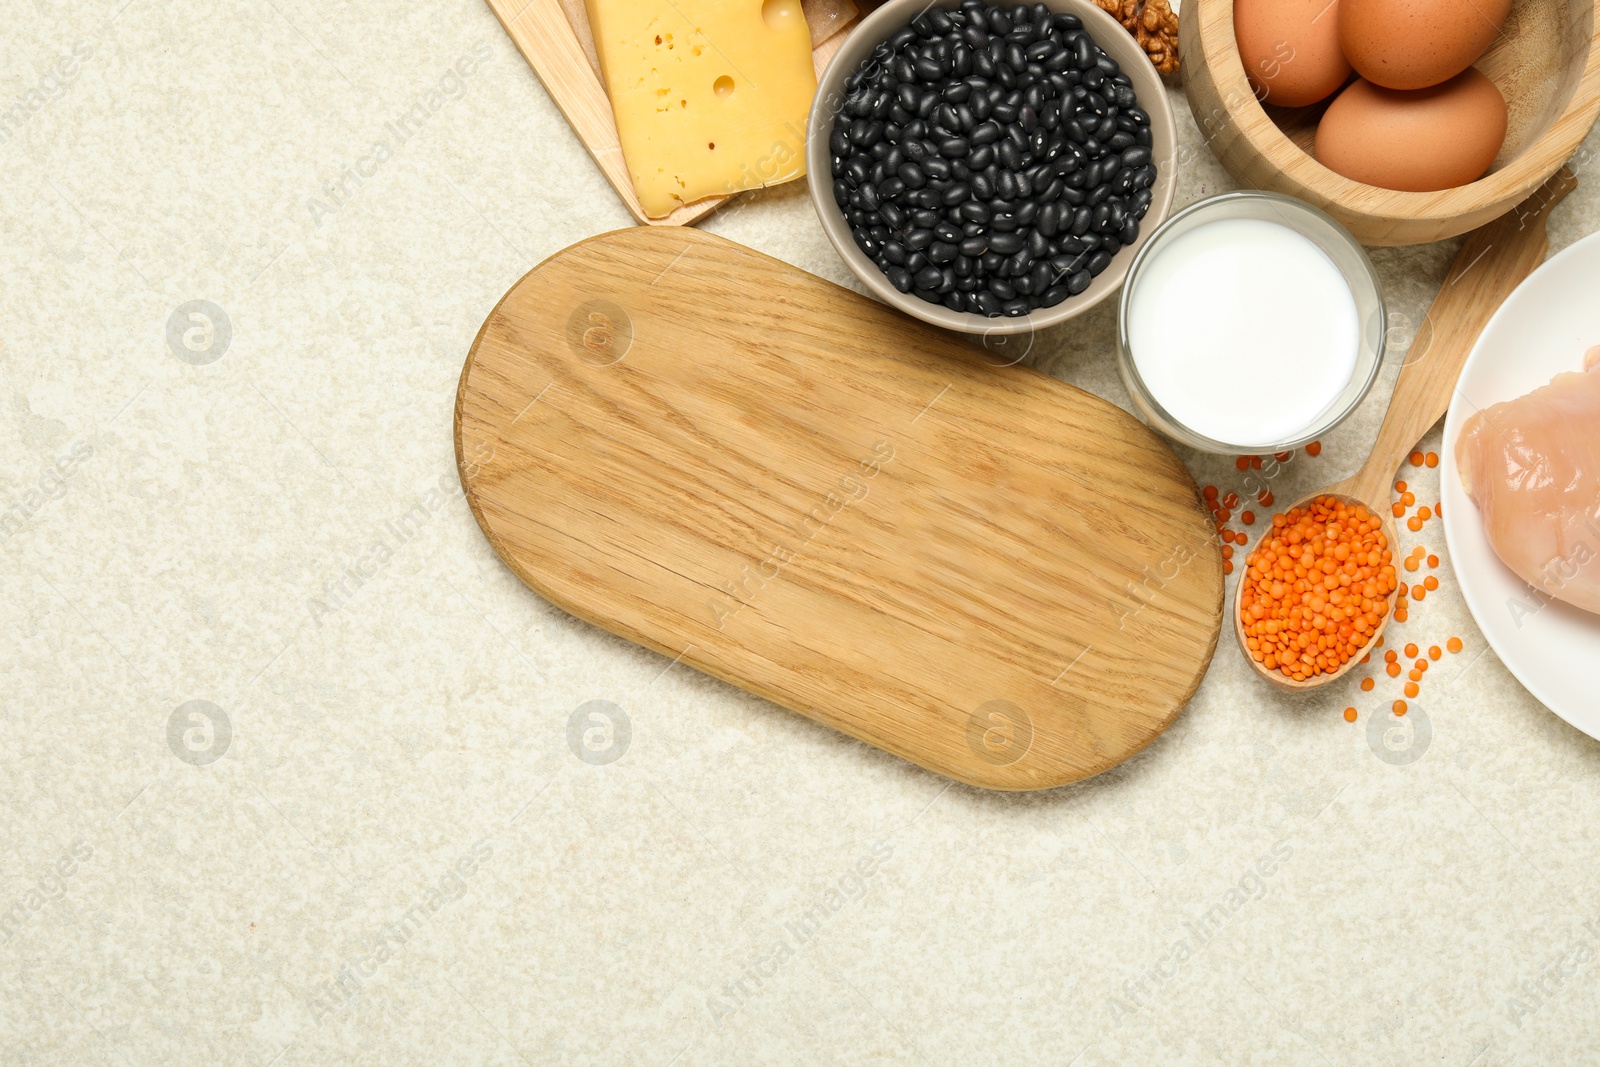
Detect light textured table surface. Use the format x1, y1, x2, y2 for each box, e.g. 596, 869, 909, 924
5, 1, 1600, 1063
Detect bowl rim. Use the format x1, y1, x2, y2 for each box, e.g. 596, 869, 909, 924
1187, 0, 1600, 223
1115, 189, 1388, 453
807, 0, 1180, 336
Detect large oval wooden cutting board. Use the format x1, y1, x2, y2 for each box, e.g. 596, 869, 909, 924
455, 227, 1222, 790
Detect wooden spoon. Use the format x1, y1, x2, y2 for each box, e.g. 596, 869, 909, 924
1236, 167, 1578, 693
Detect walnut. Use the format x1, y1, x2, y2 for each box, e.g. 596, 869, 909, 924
1092, 0, 1181, 76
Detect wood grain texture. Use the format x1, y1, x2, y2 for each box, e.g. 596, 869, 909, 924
1180, 0, 1600, 246
485, 0, 858, 226
1234, 170, 1576, 692
455, 227, 1224, 788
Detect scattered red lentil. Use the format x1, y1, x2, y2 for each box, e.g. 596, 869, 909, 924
1405, 681, 1420, 698
1424, 575, 1439, 591
1429, 645, 1442, 660
1425, 452, 1439, 468
1344, 707, 1358, 722
1409, 451, 1425, 467
1361, 677, 1375, 691
1305, 441, 1323, 457
1447, 636, 1463, 653
1427, 554, 1439, 568
1394, 700, 1408, 715
1242, 510, 1256, 525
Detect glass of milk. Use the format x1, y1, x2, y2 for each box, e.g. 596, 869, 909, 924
1117, 192, 1386, 454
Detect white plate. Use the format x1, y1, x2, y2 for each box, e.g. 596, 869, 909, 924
1441, 229, 1600, 736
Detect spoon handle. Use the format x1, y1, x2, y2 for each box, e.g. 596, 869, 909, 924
1349, 166, 1578, 505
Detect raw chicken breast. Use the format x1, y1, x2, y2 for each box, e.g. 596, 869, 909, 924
1456, 346, 1600, 615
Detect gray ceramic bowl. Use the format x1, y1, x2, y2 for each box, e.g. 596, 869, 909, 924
807, 0, 1179, 336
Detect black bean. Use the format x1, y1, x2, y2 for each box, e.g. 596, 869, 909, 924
935, 220, 962, 242
1038, 202, 1062, 237
887, 266, 913, 292
942, 181, 971, 205
898, 162, 926, 188
960, 235, 988, 257
1083, 66, 1103, 90
1087, 250, 1113, 275
906, 227, 934, 250
959, 200, 990, 223
970, 172, 994, 199
970, 120, 1001, 145
929, 241, 958, 264
1122, 145, 1151, 169
990, 278, 1016, 300
1066, 269, 1091, 294
1039, 283, 1069, 307
1002, 298, 1031, 316
912, 208, 939, 227
1070, 206, 1091, 236
989, 232, 1024, 254
924, 157, 952, 181
905, 251, 929, 272
969, 143, 995, 169
1073, 35, 1094, 70
1108, 131, 1135, 151
913, 266, 942, 291
939, 136, 970, 157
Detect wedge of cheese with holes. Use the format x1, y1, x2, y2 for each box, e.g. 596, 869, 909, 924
585, 0, 816, 217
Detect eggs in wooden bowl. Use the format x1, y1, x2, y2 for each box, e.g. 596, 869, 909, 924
1181, 0, 1600, 246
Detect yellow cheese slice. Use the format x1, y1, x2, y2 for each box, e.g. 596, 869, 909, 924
585, 0, 817, 217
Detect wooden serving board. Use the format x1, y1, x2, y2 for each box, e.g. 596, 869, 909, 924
454, 228, 1223, 789
485, 0, 859, 226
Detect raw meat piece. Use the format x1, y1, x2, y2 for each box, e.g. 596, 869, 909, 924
1456, 346, 1600, 614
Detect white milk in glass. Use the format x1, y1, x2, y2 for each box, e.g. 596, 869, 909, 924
1126, 217, 1360, 448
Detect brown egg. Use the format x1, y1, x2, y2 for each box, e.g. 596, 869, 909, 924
1339, 0, 1512, 90
1234, 0, 1352, 108
1314, 70, 1507, 191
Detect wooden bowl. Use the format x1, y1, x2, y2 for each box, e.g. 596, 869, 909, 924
1180, 0, 1600, 246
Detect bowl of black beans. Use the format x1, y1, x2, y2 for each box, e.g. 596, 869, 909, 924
808, 0, 1177, 335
